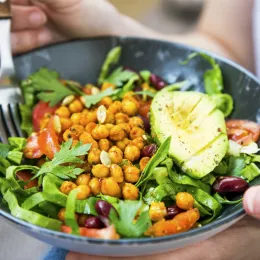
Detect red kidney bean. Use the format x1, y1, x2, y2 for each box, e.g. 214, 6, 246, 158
141, 144, 157, 158
212, 177, 249, 193
165, 205, 183, 220
85, 216, 104, 229
95, 200, 115, 218
149, 74, 167, 90
98, 215, 110, 227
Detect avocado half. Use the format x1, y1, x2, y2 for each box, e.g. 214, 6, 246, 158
150, 91, 228, 179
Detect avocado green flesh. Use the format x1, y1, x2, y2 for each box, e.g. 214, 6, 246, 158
150, 91, 228, 179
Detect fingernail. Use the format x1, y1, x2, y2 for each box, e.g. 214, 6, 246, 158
244, 187, 260, 214
29, 12, 46, 26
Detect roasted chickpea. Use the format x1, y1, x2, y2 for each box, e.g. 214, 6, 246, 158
116, 138, 130, 151
131, 137, 145, 150
60, 181, 77, 195
176, 192, 195, 210
108, 147, 123, 164
80, 110, 97, 125
122, 183, 139, 200
58, 208, 66, 222
122, 99, 138, 116
129, 116, 144, 129
79, 132, 98, 148
101, 177, 121, 198
78, 214, 88, 227
92, 164, 110, 178
60, 118, 72, 131
88, 148, 101, 165
92, 125, 110, 140
122, 91, 135, 99
115, 113, 129, 124
75, 185, 91, 200
104, 111, 115, 124
85, 122, 97, 134
121, 159, 133, 171
149, 202, 167, 222
110, 164, 124, 183
124, 145, 140, 162
70, 124, 85, 138
129, 127, 145, 140
110, 125, 126, 141
69, 99, 83, 113
124, 166, 140, 183
70, 113, 81, 124
105, 123, 114, 130
98, 139, 110, 152
55, 106, 71, 118
76, 173, 91, 186
63, 129, 74, 141
89, 177, 101, 195
101, 82, 115, 91
117, 123, 131, 135
108, 101, 122, 114
98, 96, 113, 108
139, 157, 150, 171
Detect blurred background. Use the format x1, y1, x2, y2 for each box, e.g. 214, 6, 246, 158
1, 0, 204, 259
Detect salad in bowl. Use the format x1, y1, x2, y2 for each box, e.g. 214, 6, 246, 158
0, 46, 259, 240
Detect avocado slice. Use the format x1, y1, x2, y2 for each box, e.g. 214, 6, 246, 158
150, 91, 228, 179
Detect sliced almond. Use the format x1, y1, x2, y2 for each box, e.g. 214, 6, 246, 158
53, 115, 62, 134
91, 87, 100, 95
100, 150, 111, 167
62, 95, 75, 106
97, 105, 107, 124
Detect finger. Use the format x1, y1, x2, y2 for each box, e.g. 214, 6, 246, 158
11, 5, 47, 31
11, 0, 31, 5
243, 186, 260, 219
11, 27, 52, 54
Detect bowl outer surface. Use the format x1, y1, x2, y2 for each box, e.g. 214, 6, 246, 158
0, 36, 259, 256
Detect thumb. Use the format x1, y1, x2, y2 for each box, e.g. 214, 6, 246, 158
31, 0, 82, 9
243, 186, 260, 219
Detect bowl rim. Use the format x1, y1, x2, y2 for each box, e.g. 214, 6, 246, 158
1, 36, 259, 245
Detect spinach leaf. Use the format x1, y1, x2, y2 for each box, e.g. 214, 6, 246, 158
214, 193, 243, 205
240, 163, 260, 182
98, 46, 122, 84
214, 160, 229, 174
143, 186, 168, 205
136, 137, 171, 187
201, 174, 216, 185
228, 155, 247, 176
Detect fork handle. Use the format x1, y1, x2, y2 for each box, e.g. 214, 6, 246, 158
0, 0, 11, 19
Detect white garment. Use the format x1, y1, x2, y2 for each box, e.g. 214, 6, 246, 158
253, 0, 260, 77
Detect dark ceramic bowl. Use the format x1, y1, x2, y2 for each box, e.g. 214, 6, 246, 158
0, 37, 260, 256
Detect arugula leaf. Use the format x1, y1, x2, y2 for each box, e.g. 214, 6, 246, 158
98, 46, 122, 85
214, 193, 243, 205
109, 200, 151, 238
26, 68, 75, 106
136, 137, 171, 187
33, 139, 91, 180
132, 90, 156, 98
139, 70, 151, 82
81, 87, 120, 108
211, 93, 233, 117
105, 67, 136, 87
115, 74, 139, 99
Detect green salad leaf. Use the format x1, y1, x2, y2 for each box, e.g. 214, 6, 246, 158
143, 186, 168, 205
214, 193, 243, 205
109, 200, 151, 238
106, 67, 136, 87
240, 163, 260, 182
98, 46, 122, 84
33, 139, 91, 180
211, 93, 233, 117
81, 87, 120, 108
139, 70, 151, 82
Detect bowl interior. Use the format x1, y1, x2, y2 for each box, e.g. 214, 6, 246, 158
1, 37, 260, 243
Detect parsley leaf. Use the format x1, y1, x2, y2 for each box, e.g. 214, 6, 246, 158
81, 87, 120, 108
33, 139, 91, 180
26, 68, 75, 106
106, 67, 136, 87
109, 200, 151, 238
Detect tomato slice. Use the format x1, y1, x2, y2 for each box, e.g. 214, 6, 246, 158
16, 171, 38, 189
226, 120, 260, 145
38, 129, 60, 160
24, 133, 43, 159
61, 225, 119, 239
33, 101, 58, 131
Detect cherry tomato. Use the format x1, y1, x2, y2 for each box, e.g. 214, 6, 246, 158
61, 225, 119, 239
226, 120, 260, 145
16, 171, 38, 189
38, 129, 60, 160
23, 133, 43, 159
32, 101, 58, 131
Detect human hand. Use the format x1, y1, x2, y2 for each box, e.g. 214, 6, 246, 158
11, 0, 124, 53
66, 216, 260, 260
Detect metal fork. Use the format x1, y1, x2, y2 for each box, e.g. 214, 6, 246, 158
0, 0, 24, 143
